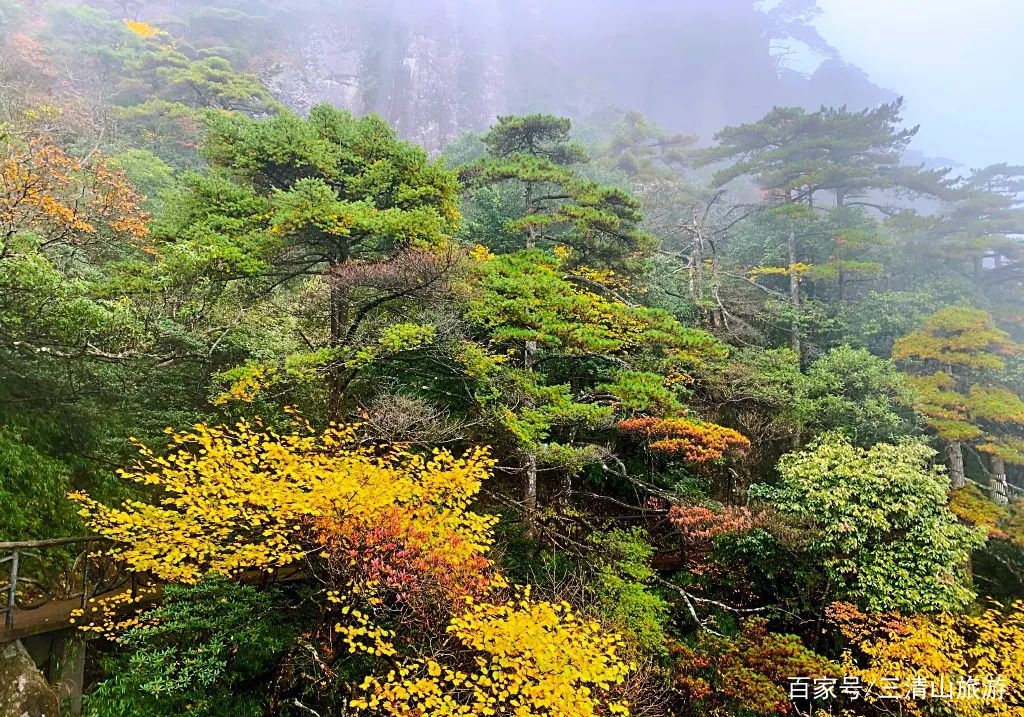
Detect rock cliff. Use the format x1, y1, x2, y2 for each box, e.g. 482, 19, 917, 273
82, 0, 893, 151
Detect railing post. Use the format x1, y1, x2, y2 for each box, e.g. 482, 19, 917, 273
80, 541, 90, 609
5, 548, 19, 631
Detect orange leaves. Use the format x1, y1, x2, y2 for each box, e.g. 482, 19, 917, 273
618, 416, 749, 462
668, 504, 757, 541
1, 137, 149, 248
315, 497, 496, 622
670, 619, 835, 716
665, 503, 775, 574
949, 486, 1012, 541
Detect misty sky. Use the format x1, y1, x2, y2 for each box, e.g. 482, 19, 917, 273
813, 0, 1024, 170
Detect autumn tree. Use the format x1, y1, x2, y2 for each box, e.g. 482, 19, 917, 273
74, 417, 636, 716
0, 133, 161, 540
71, 418, 497, 588
894, 306, 1023, 499
352, 589, 634, 717
831, 600, 1024, 717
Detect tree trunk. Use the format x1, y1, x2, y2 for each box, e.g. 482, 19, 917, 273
786, 224, 802, 364
522, 182, 540, 525
709, 249, 724, 328
523, 307, 539, 520
558, 472, 572, 509
692, 236, 704, 301
327, 267, 348, 422
946, 441, 966, 489
524, 451, 538, 519
990, 454, 1009, 506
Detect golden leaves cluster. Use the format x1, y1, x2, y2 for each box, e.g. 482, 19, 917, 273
1, 137, 149, 246
70, 418, 496, 585
73, 417, 635, 715
353, 588, 633, 717
831, 601, 1024, 717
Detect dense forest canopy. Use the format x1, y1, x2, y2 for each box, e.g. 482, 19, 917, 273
0, 2, 1023, 717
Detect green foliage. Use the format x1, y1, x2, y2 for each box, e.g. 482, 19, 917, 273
588, 528, 669, 653
839, 290, 944, 354
600, 370, 684, 415
85, 579, 301, 717
462, 114, 655, 268
4, 10, 1024, 713
751, 435, 984, 612
481, 114, 588, 164
107, 149, 176, 212
462, 246, 727, 479
200, 105, 460, 259
469, 250, 685, 356
795, 345, 918, 445
125, 48, 280, 116
0, 427, 78, 541
699, 100, 948, 203
152, 105, 463, 415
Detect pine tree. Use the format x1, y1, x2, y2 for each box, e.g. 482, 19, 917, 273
460, 114, 656, 268
158, 105, 461, 417
699, 100, 951, 362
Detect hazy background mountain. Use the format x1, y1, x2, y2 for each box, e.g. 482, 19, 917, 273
71, 0, 895, 153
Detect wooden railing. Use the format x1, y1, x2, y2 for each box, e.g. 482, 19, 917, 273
0, 536, 123, 633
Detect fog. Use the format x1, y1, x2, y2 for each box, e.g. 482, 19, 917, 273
22, 0, 1015, 169
815, 0, 1024, 168
3, 2, 1024, 710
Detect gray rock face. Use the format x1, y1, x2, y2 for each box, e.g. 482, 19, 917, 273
0, 641, 58, 717
252, 0, 891, 152
260, 0, 510, 151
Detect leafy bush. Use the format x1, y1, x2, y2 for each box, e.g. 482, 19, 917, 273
85, 579, 300, 717
751, 435, 984, 612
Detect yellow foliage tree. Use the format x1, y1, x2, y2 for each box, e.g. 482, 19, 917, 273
830, 601, 1024, 717
353, 587, 633, 717
123, 19, 162, 39
70, 418, 497, 585
72, 418, 636, 715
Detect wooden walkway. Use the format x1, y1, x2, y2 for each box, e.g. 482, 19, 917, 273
0, 537, 125, 643
1, 536, 307, 644
0, 585, 154, 643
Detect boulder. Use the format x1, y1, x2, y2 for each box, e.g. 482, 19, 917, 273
0, 640, 58, 717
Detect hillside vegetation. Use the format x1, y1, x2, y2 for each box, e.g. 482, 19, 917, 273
1, 3, 1023, 716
